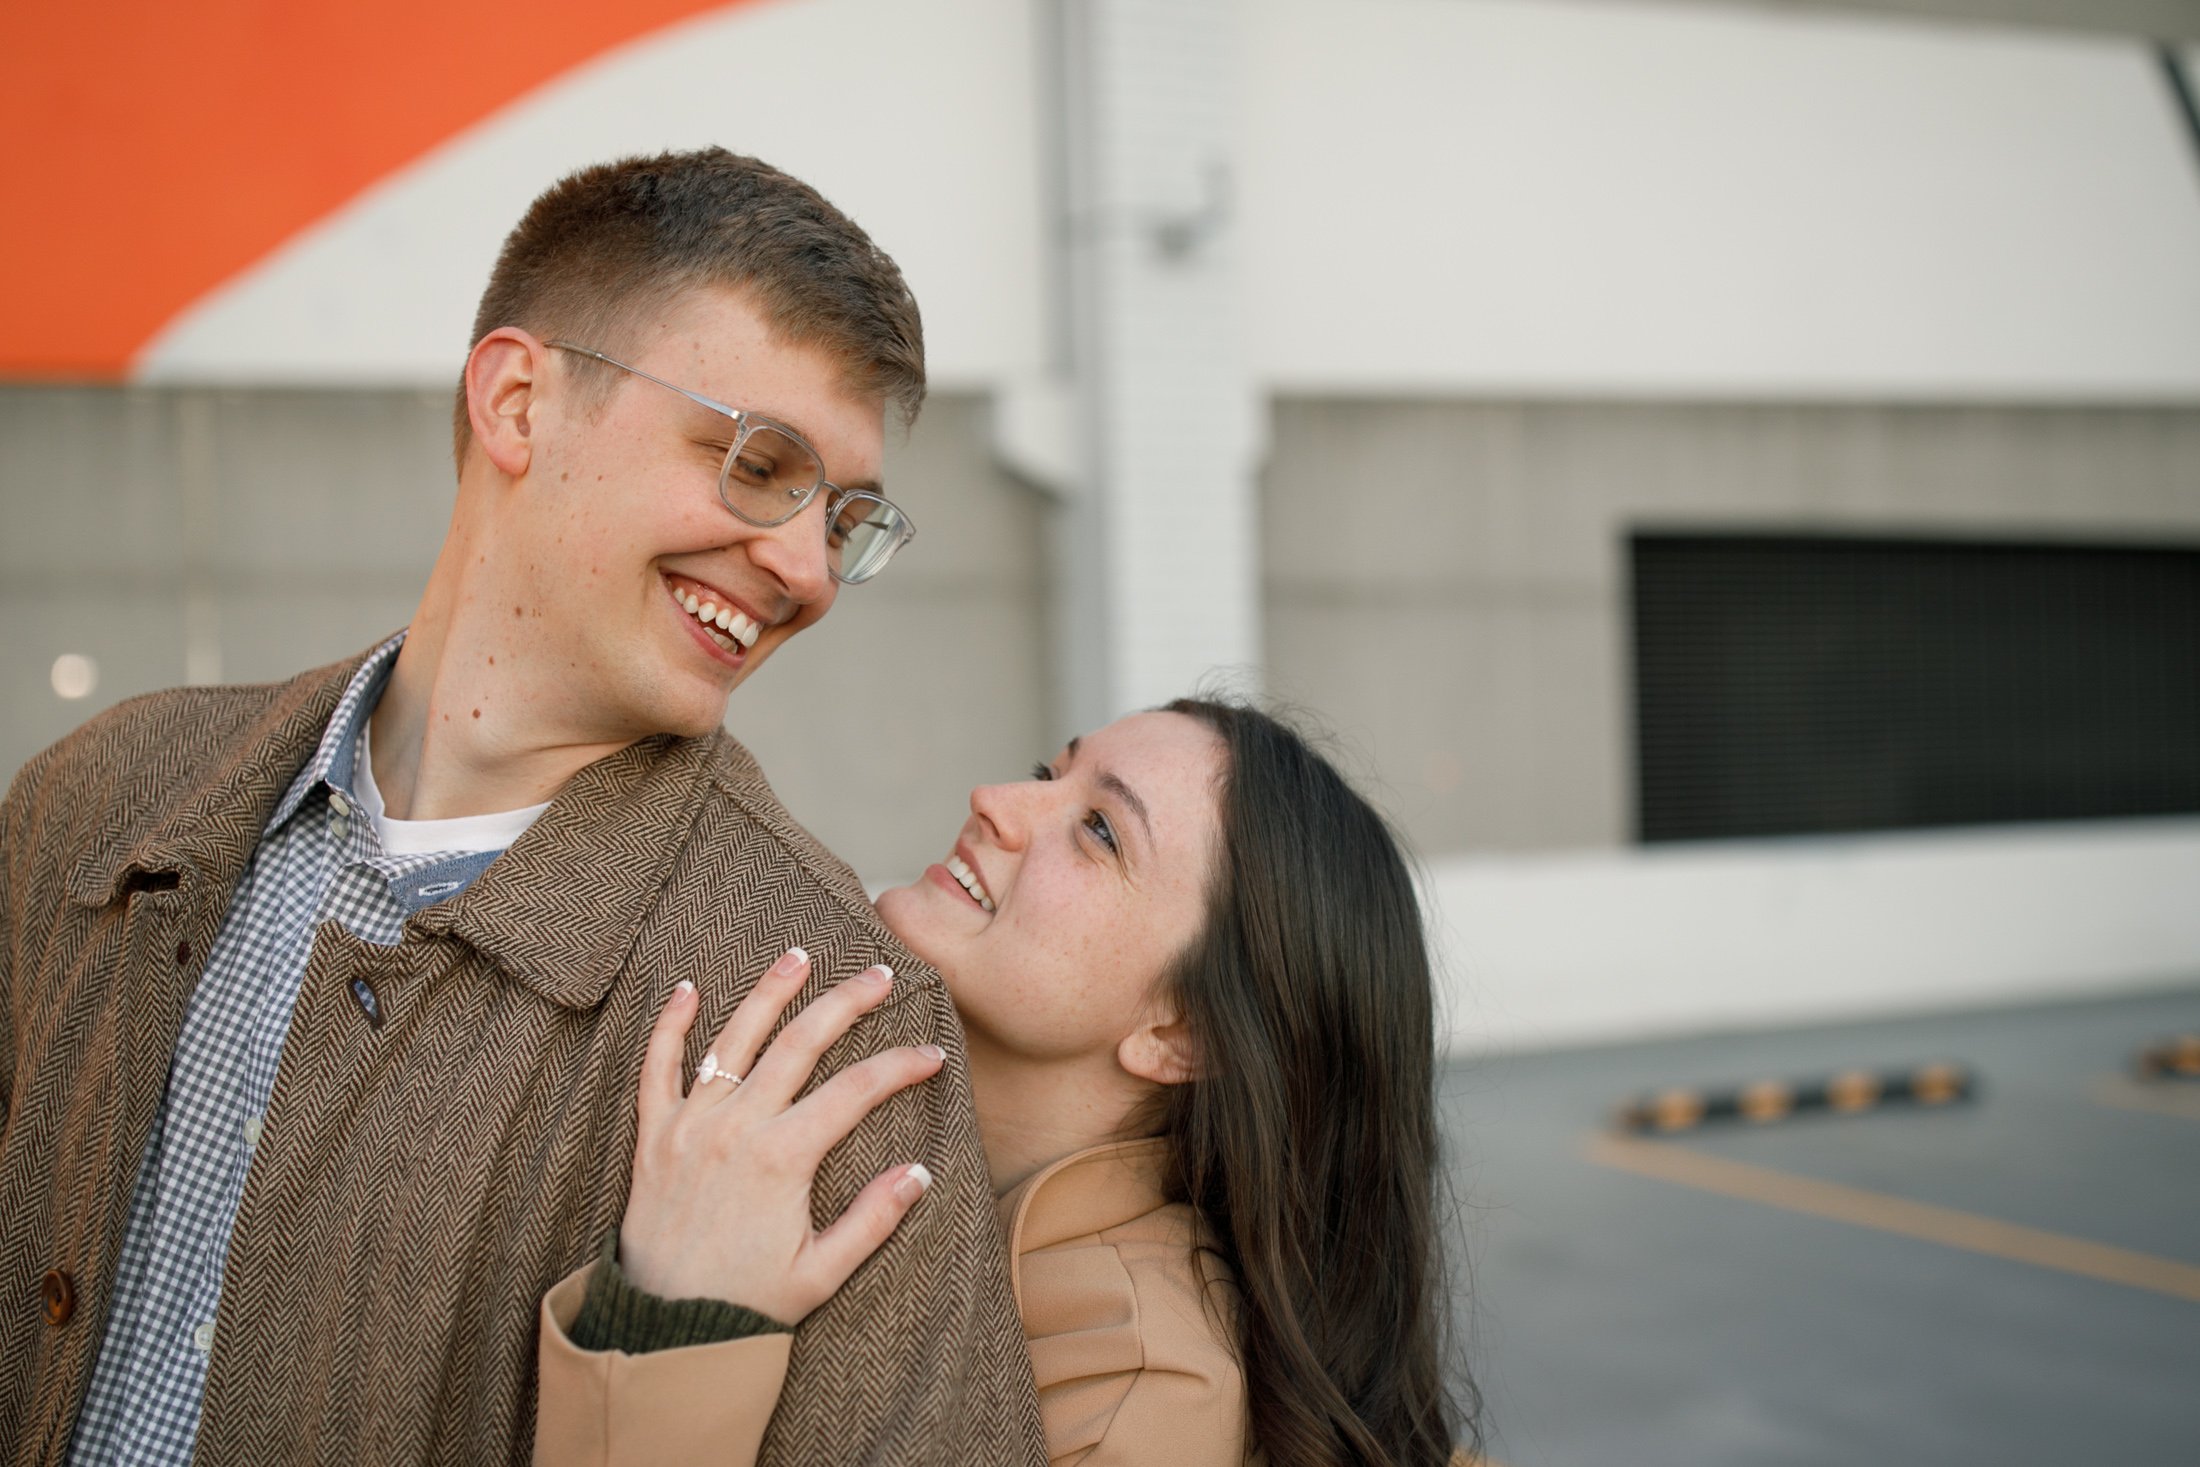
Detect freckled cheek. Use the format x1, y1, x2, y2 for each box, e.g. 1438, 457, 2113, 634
1009, 912, 1131, 1024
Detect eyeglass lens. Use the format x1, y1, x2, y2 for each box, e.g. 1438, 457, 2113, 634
721, 423, 822, 522
718, 427, 910, 584
828, 493, 910, 584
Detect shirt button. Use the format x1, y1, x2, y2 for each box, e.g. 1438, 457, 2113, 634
192, 1321, 215, 1354
242, 1115, 265, 1149
328, 790, 352, 816
40, 1270, 75, 1327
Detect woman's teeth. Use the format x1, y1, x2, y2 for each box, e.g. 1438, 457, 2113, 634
676, 588, 762, 651
945, 854, 995, 912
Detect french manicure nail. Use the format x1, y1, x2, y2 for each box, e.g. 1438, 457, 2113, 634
776, 946, 809, 975
895, 1163, 934, 1203
674, 979, 695, 995
918, 1044, 945, 1062
859, 965, 893, 987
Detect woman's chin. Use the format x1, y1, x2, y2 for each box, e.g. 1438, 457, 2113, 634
871, 882, 929, 956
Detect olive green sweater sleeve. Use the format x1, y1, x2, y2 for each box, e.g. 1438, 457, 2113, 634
565, 1232, 791, 1354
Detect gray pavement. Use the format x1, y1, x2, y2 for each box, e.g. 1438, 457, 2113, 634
1445, 984, 2200, 1466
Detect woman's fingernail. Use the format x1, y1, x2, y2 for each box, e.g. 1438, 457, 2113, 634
674, 979, 695, 995
775, 946, 809, 975
895, 1163, 934, 1203
918, 1044, 945, 1063
858, 965, 892, 987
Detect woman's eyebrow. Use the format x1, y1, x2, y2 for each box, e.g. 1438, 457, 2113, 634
1096, 770, 1153, 845
1061, 737, 1154, 846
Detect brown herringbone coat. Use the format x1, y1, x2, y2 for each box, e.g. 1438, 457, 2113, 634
0, 649, 1046, 1466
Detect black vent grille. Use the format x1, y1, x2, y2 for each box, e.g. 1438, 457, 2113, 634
1631, 533, 2200, 842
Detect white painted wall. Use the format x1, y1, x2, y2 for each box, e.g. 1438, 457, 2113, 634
136, 0, 1050, 390
136, 0, 2200, 401
1243, 0, 2200, 398
1425, 817, 2200, 1053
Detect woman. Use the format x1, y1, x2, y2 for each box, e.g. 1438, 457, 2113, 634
535, 700, 1477, 1465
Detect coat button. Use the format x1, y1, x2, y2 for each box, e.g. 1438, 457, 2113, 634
176, 941, 192, 965
40, 1270, 75, 1327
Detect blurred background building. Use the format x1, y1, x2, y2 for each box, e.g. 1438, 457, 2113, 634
5, 0, 2198, 1057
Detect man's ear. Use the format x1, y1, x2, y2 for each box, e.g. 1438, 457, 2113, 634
1117, 1002, 1200, 1087
463, 328, 543, 478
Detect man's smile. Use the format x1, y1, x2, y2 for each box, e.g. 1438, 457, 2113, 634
661, 572, 766, 659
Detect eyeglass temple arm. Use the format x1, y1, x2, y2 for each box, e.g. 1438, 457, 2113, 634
544, 340, 749, 424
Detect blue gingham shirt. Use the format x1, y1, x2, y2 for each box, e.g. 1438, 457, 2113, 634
67, 636, 517, 1466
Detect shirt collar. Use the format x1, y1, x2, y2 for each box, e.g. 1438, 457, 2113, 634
264, 631, 405, 837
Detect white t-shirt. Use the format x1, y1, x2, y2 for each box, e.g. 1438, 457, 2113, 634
355, 720, 552, 856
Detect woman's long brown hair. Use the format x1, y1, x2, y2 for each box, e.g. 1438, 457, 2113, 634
1153, 698, 1478, 1466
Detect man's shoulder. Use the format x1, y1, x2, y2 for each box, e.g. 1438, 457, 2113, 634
682, 729, 880, 920
1, 655, 364, 898
654, 728, 948, 1014
12, 683, 245, 822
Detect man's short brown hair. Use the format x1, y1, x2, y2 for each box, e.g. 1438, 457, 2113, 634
453, 148, 925, 466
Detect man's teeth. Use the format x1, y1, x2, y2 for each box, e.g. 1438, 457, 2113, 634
945, 854, 995, 912
675, 588, 762, 649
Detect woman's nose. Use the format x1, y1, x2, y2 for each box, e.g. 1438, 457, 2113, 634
968, 780, 1036, 850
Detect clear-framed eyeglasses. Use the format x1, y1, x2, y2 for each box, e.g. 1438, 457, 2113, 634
545, 341, 915, 585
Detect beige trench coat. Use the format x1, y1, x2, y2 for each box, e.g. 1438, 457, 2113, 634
537, 1137, 1249, 1466
0, 648, 1044, 1465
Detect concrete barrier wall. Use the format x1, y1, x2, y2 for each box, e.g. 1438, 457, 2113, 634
1424, 817, 2200, 1053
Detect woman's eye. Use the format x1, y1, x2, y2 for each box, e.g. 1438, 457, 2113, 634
1030, 761, 1055, 782
1082, 808, 1119, 855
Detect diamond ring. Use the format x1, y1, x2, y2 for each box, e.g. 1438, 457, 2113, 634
695, 1052, 745, 1088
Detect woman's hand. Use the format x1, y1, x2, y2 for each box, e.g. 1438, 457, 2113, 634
616, 948, 946, 1324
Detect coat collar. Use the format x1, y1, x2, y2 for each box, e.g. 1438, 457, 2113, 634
400, 730, 712, 1010
997, 1136, 1175, 1304
67, 650, 370, 911
67, 640, 734, 1014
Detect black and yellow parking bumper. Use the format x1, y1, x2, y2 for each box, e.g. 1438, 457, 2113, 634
1613, 1062, 1978, 1134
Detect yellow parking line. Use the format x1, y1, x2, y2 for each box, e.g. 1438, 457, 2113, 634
2089, 1074, 2200, 1124
1582, 1133, 2200, 1306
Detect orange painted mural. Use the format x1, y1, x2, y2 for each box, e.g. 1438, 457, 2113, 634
0, 0, 764, 379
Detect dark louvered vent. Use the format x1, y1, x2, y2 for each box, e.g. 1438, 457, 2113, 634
1631, 533, 2200, 842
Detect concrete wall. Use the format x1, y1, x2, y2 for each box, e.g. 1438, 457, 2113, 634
0, 387, 1049, 882
14, 388, 2200, 872
1263, 399, 2200, 857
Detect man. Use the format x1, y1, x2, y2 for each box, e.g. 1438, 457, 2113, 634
0, 150, 1047, 1465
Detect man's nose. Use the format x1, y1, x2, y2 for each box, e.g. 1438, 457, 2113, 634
746, 500, 835, 605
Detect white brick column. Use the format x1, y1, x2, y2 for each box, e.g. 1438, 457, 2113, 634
1038, 0, 1264, 737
